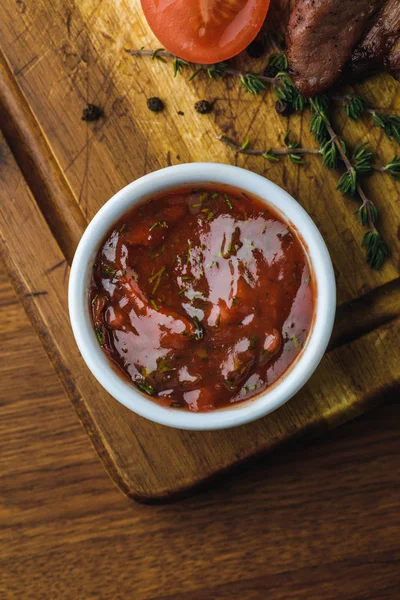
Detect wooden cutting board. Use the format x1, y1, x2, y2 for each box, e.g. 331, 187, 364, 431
0, 0, 399, 502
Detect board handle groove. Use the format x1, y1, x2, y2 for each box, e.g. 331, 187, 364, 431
0, 47, 86, 264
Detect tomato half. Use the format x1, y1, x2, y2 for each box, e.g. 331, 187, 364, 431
140, 0, 271, 64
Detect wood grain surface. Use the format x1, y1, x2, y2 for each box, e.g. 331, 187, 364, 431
1, 263, 400, 600
0, 0, 399, 501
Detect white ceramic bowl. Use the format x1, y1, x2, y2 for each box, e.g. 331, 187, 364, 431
69, 163, 336, 431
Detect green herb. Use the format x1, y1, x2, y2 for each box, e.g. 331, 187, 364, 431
224, 194, 233, 210
206, 62, 228, 79
152, 47, 167, 63
240, 72, 266, 95
361, 231, 391, 270
264, 52, 288, 77
309, 99, 390, 269
284, 130, 298, 149
344, 94, 366, 121
119, 224, 126, 233
211, 192, 218, 199
263, 150, 280, 162
150, 298, 159, 310
241, 138, 250, 150
220, 135, 319, 163
207, 211, 214, 221
274, 71, 306, 111
284, 130, 305, 164
148, 266, 166, 284
173, 57, 188, 77
92, 294, 98, 305
309, 96, 330, 143
383, 155, 400, 181
170, 401, 184, 408
149, 220, 167, 232
137, 380, 156, 395
95, 328, 104, 345
372, 112, 400, 144
151, 270, 165, 294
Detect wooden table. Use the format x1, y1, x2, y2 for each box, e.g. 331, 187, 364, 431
1, 262, 399, 598
1, 0, 400, 593
1, 0, 400, 501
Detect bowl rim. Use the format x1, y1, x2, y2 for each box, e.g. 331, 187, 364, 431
68, 163, 336, 430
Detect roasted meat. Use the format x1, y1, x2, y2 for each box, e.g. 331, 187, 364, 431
287, 0, 382, 97
348, 0, 400, 80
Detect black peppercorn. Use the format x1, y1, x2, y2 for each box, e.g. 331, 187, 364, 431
275, 100, 294, 117
246, 40, 265, 59
82, 104, 104, 122
195, 100, 213, 114
147, 97, 164, 112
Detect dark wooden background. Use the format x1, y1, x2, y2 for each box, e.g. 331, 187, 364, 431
1, 261, 399, 598
1, 0, 399, 594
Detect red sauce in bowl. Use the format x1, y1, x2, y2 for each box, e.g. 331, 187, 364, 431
90, 186, 315, 412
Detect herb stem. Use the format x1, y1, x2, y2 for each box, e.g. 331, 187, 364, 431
324, 122, 377, 233
219, 135, 319, 156
219, 135, 389, 175
125, 48, 276, 84
332, 95, 400, 117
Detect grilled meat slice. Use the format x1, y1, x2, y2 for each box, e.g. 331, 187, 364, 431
287, 0, 382, 97
348, 0, 400, 80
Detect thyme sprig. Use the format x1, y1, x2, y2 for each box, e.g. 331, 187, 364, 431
380, 155, 400, 180
371, 113, 400, 144
332, 95, 400, 142
127, 48, 400, 139
125, 48, 276, 94
219, 135, 393, 177
309, 97, 390, 269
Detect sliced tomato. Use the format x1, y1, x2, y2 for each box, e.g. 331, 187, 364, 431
140, 0, 270, 64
